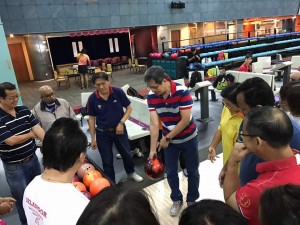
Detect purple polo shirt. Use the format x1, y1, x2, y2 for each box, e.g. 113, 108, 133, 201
87, 87, 130, 129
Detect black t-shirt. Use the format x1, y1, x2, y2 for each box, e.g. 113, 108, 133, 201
187, 52, 200, 63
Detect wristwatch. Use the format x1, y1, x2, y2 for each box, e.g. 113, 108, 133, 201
166, 136, 171, 142
119, 121, 125, 125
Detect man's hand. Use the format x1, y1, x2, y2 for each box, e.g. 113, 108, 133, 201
90, 139, 97, 149
148, 149, 157, 160
208, 146, 219, 163
0, 197, 15, 216
228, 143, 250, 166
159, 137, 170, 149
116, 124, 124, 135
29, 130, 36, 139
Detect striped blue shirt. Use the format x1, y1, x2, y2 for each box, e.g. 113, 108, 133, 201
0, 106, 39, 163
147, 79, 197, 144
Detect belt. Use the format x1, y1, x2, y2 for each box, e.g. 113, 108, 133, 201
97, 127, 116, 132
6, 154, 34, 164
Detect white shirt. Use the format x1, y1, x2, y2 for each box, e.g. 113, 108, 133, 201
23, 175, 89, 225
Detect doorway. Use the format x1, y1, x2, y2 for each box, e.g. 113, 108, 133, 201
8, 43, 30, 82
171, 30, 181, 48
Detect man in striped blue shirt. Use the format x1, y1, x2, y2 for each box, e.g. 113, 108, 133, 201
0, 82, 45, 225
144, 66, 200, 216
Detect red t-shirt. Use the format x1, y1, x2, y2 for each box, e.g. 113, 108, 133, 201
238, 63, 252, 72
236, 154, 300, 225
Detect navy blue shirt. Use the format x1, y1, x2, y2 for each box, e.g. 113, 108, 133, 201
239, 118, 300, 186
87, 87, 130, 129
0, 106, 39, 163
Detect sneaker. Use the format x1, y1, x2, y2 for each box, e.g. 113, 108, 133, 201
183, 168, 188, 177
187, 202, 195, 207
116, 148, 140, 159
170, 201, 183, 216
128, 173, 143, 182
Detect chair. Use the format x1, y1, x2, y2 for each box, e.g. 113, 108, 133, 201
76, 92, 93, 126
106, 64, 113, 80
94, 68, 101, 73
134, 58, 147, 73
128, 58, 137, 73
54, 71, 70, 90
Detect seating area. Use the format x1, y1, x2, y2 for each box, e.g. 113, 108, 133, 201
90, 56, 129, 70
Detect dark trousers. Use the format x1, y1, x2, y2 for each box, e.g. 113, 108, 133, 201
164, 136, 200, 202
96, 128, 135, 183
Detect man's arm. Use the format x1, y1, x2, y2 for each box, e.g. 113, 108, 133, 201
4, 131, 36, 146
165, 107, 191, 139
31, 124, 45, 141
149, 111, 159, 159
121, 104, 132, 123
223, 143, 250, 211
116, 104, 132, 135
208, 129, 222, 162
88, 116, 97, 149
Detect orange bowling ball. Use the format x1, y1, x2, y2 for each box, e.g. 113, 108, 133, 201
90, 178, 111, 196
83, 169, 102, 188
73, 181, 87, 192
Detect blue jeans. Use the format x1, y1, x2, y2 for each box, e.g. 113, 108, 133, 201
96, 128, 135, 183
3, 154, 41, 225
164, 136, 200, 202
189, 62, 204, 70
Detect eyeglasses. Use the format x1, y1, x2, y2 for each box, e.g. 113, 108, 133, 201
5, 95, 20, 102
147, 84, 160, 91
239, 131, 258, 137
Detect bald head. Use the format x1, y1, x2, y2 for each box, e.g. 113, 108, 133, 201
39, 85, 55, 104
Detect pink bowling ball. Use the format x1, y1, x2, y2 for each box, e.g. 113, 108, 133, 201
149, 53, 154, 58
77, 163, 95, 180
170, 53, 178, 59
0, 219, 7, 225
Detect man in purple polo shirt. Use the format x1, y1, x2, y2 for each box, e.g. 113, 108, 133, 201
87, 73, 143, 183
144, 66, 200, 216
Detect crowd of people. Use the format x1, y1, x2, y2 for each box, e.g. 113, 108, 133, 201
1, 62, 300, 225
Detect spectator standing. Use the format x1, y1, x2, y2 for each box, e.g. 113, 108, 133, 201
87, 73, 143, 183
23, 118, 89, 225
77, 49, 90, 89
144, 66, 199, 216
0, 82, 45, 225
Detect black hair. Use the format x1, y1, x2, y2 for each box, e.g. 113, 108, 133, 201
286, 82, 300, 116
76, 186, 160, 225
0, 82, 16, 98
191, 47, 196, 52
245, 53, 252, 59
42, 118, 88, 172
234, 77, 274, 108
80, 48, 88, 54
179, 199, 247, 225
220, 82, 241, 104
144, 66, 169, 84
279, 80, 300, 101
244, 106, 293, 148
260, 184, 300, 225
92, 72, 109, 83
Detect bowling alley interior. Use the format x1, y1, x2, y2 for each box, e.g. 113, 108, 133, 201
1, 0, 300, 225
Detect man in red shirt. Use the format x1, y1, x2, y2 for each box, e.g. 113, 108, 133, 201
238, 54, 252, 72
223, 106, 300, 225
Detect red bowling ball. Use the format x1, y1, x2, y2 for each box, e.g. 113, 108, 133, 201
144, 156, 166, 179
